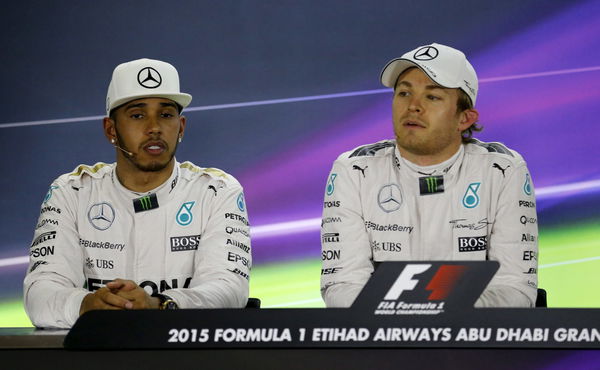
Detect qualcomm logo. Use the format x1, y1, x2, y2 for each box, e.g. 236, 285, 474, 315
326, 173, 337, 196
462, 182, 481, 208
87, 202, 115, 230
176, 201, 195, 226
523, 174, 532, 196
377, 183, 403, 213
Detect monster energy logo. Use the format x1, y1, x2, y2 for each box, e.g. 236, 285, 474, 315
419, 176, 444, 195
139, 196, 151, 209
133, 193, 159, 213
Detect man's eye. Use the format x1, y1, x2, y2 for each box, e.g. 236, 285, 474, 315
427, 95, 441, 101
130, 113, 144, 119
161, 113, 174, 118
397, 91, 409, 97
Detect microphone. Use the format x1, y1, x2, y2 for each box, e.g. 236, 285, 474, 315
111, 138, 135, 157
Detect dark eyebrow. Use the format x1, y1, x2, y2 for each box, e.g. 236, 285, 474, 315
160, 102, 179, 109
124, 102, 147, 110
124, 101, 179, 110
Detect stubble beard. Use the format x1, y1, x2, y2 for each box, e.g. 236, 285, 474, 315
116, 131, 178, 172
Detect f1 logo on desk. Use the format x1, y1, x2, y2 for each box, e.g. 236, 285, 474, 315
375, 263, 467, 315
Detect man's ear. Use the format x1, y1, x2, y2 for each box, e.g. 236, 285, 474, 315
178, 115, 186, 138
103, 117, 116, 143
458, 108, 479, 132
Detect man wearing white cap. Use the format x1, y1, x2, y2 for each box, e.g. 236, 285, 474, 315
320, 43, 538, 308
24, 59, 251, 328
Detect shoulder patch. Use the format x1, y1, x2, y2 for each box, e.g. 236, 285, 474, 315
349, 141, 395, 157
471, 140, 514, 157
180, 162, 230, 179
68, 163, 110, 178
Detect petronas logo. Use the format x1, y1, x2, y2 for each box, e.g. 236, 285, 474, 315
523, 174, 532, 196
176, 201, 195, 226
462, 182, 481, 208
326, 173, 337, 196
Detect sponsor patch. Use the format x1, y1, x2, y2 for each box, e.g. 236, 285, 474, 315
458, 236, 487, 252
377, 184, 402, 213
365, 221, 413, 233
225, 213, 249, 226
227, 238, 250, 253
79, 238, 125, 252
170, 235, 202, 251
462, 182, 481, 208
29, 260, 48, 272
326, 173, 337, 196
324, 201, 340, 208
31, 231, 57, 247
419, 176, 444, 195
30, 245, 54, 258
227, 251, 250, 267
321, 267, 342, 275
133, 193, 159, 213
322, 250, 340, 261
322, 233, 340, 243
176, 201, 195, 226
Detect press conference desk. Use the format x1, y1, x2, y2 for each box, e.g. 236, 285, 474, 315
2, 327, 599, 370
4, 263, 599, 369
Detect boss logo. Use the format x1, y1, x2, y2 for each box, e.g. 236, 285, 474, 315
170, 235, 201, 251
458, 236, 487, 252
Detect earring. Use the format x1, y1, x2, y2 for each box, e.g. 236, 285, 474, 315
111, 138, 115, 144
178, 136, 182, 143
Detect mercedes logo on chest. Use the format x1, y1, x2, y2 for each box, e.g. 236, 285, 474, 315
137, 67, 162, 89
414, 46, 439, 61
378, 183, 403, 213
88, 202, 116, 230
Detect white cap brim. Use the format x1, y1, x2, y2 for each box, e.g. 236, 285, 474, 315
109, 92, 192, 114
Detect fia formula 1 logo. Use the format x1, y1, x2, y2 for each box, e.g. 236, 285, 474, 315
376, 263, 467, 315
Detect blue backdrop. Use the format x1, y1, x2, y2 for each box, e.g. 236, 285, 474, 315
1, 0, 599, 301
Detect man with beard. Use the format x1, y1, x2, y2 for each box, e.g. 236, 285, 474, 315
320, 43, 538, 308
24, 59, 251, 328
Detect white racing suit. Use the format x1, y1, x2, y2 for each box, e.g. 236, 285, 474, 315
24, 160, 251, 328
321, 139, 538, 308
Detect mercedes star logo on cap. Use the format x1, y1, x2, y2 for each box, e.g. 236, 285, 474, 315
137, 67, 162, 89
377, 184, 403, 213
88, 202, 116, 230
413, 46, 439, 61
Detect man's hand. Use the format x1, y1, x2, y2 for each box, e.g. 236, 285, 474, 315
79, 286, 133, 315
106, 279, 161, 309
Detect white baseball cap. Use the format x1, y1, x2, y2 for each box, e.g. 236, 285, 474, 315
380, 43, 478, 105
106, 58, 192, 115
